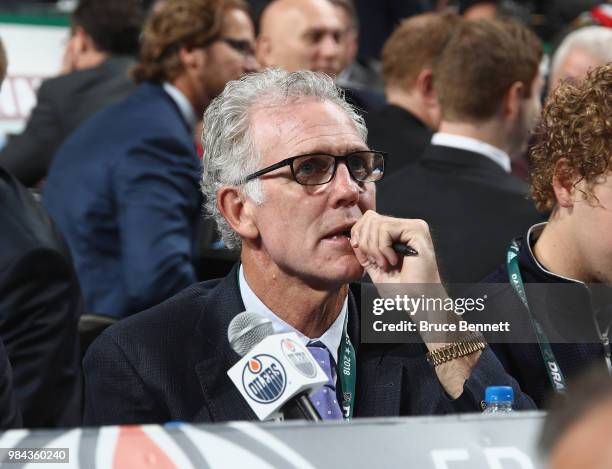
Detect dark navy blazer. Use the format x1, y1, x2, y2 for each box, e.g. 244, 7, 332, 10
83, 265, 534, 425
43, 83, 202, 318
481, 229, 610, 407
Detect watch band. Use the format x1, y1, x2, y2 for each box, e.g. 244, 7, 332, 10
426, 332, 487, 367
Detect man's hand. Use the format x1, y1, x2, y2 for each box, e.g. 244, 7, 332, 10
350, 210, 483, 399
350, 210, 442, 285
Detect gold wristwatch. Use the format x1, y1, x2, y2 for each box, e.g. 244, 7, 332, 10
426, 332, 487, 367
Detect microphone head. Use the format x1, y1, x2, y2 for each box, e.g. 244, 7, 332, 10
228, 311, 274, 357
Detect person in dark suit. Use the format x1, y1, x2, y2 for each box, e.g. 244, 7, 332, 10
0, 167, 83, 427
255, 0, 385, 115
0, 37, 81, 429
332, 0, 384, 94
366, 12, 461, 176
0, 0, 145, 187
83, 69, 532, 425
477, 64, 612, 407
378, 20, 545, 285
43, 0, 258, 319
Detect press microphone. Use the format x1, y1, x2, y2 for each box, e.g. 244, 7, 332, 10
227, 311, 328, 421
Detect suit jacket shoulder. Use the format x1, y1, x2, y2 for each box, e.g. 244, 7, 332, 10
365, 104, 432, 175
83, 268, 258, 425
0, 56, 136, 186
378, 144, 542, 284
0, 168, 83, 427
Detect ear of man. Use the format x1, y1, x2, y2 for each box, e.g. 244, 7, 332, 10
217, 187, 260, 241
552, 158, 580, 208
63, 25, 107, 72
415, 68, 435, 101
62, 26, 93, 72
255, 35, 273, 68
73, 26, 96, 53
179, 45, 208, 71
503, 80, 525, 122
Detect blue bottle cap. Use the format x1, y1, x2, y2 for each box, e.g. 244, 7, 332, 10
484, 386, 514, 403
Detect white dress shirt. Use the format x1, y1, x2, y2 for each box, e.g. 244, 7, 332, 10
431, 132, 511, 173
162, 82, 198, 132
238, 265, 347, 365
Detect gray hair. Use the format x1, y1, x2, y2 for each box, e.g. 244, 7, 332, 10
201, 68, 367, 250
551, 26, 612, 81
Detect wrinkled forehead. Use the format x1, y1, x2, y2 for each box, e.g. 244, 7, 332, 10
249, 98, 366, 164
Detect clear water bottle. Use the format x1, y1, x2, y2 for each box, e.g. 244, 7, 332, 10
482, 386, 514, 414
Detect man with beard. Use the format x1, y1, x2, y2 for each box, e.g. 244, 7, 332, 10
44, 0, 259, 318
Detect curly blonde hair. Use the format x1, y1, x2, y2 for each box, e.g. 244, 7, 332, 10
132, 0, 247, 84
529, 62, 612, 211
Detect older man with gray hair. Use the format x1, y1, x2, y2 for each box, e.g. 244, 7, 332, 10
550, 26, 612, 90
83, 69, 529, 425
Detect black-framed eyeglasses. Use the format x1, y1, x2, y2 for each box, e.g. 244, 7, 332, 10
218, 37, 256, 58
244, 150, 387, 186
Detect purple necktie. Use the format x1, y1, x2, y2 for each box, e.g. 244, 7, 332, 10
307, 341, 343, 420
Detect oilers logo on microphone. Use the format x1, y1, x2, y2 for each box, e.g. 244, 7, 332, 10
281, 338, 317, 378
242, 354, 287, 403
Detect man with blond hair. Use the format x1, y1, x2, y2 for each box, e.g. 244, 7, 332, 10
44, 0, 258, 318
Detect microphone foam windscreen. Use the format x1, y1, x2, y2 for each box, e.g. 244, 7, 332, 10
228, 311, 274, 357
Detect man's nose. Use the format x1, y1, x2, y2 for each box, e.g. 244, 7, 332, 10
329, 162, 360, 206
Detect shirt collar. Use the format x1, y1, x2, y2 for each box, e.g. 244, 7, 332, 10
162, 82, 198, 131
525, 222, 584, 284
431, 132, 511, 173
238, 264, 347, 364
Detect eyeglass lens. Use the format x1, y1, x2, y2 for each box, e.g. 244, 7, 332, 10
292, 151, 384, 185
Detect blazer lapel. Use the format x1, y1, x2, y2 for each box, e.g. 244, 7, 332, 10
192, 264, 257, 422
194, 351, 257, 421
348, 285, 404, 417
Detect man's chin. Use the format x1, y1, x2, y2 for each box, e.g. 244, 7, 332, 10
329, 259, 364, 284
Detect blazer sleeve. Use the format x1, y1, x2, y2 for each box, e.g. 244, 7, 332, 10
443, 346, 537, 412
0, 248, 82, 427
113, 136, 199, 314
83, 330, 165, 426
0, 80, 64, 187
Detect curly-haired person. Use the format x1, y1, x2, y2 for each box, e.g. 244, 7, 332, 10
479, 62, 612, 408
